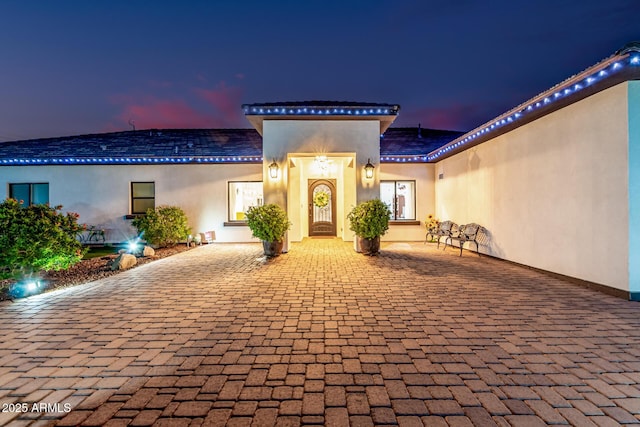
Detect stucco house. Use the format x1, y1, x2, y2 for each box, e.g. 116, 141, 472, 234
1, 43, 639, 300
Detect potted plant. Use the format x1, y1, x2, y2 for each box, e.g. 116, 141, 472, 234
245, 203, 291, 257
347, 199, 391, 255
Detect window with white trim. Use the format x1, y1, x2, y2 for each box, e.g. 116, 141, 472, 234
380, 180, 416, 220
228, 181, 263, 221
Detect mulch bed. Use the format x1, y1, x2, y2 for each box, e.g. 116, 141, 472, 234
0, 245, 194, 302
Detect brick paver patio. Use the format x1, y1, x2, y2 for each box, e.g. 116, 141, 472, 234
0, 239, 639, 426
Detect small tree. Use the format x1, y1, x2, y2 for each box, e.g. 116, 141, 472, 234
347, 199, 392, 239
132, 205, 191, 247
0, 199, 86, 279
245, 204, 291, 243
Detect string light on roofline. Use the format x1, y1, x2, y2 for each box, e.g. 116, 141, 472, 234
243, 105, 399, 116
1, 156, 265, 165
427, 51, 639, 162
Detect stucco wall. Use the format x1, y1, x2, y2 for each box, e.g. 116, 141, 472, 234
262, 120, 380, 243
381, 163, 435, 241
262, 120, 381, 207
1, 163, 262, 243
628, 81, 640, 297
435, 83, 630, 292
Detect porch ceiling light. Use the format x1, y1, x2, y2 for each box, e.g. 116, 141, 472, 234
364, 158, 375, 179
269, 161, 279, 179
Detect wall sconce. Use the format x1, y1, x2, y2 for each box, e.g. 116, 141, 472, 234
364, 158, 375, 179
269, 161, 279, 179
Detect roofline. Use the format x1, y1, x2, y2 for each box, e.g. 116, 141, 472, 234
427, 42, 640, 162
0, 128, 258, 145
0, 155, 452, 166
1, 156, 264, 166
242, 102, 400, 116
0, 126, 458, 165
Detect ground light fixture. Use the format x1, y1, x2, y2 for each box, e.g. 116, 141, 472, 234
364, 158, 375, 179
9, 278, 45, 299
269, 161, 279, 179
127, 237, 143, 255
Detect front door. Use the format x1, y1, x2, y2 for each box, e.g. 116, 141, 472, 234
308, 179, 336, 236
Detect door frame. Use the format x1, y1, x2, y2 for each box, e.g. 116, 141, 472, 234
308, 179, 337, 236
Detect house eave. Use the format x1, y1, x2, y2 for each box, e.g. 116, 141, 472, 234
242, 102, 400, 135
427, 45, 640, 162
0, 156, 264, 166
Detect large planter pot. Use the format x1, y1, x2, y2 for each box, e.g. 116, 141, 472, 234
262, 240, 284, 257
358, 236, 380, 256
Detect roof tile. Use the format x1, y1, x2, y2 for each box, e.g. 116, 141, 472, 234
0, 127, 462, 163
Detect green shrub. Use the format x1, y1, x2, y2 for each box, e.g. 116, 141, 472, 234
0, 198, 86, 279
132, 205, 191, 247
347, 199, 392, 239
245, 204, 291, 242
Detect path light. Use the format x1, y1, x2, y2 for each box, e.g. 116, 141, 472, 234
9, 278, 45, 299
127, 237, 141, 254
269, 161, 279, 179
364, 158, 375, 179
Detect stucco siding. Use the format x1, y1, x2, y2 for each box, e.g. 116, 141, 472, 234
263, 120, 381, 205
263, 120, 380, 243
1, 163, 262, 243
628, 81, 640, 297
381, 163, 434, 241
435, 83, 630, 291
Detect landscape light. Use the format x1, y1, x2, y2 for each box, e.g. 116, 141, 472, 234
9, 279, 45, 299
127, 238, 141, 254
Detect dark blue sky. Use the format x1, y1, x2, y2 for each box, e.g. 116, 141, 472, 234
1, 0, 639, 141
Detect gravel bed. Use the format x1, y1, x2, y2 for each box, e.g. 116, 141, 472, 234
0, 245, 194, 301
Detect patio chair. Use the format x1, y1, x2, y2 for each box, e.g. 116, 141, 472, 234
444, 223, 481, 256
426, 220, 456, 249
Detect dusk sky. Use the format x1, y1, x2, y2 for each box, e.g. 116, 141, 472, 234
1, 0, 639, 142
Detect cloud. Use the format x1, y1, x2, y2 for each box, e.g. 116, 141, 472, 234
195, 81, 245, 127
110, 94, 219, 130
108, 80, 246, 130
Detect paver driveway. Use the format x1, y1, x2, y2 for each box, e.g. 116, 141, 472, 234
0, 239, 639, 426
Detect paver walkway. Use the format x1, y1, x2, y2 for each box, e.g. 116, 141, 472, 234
0, 239, 639, 426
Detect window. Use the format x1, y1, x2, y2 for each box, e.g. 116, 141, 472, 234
228, 181, 263, 221
9, 183, 49, 207
131, 182, 155, 214
380, 180, 416, 220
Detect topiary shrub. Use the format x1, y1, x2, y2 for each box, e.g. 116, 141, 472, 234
347, 199, 392, 239
131, 205, 191, 248
245, 203, 291, 243
0, 198, 86, 279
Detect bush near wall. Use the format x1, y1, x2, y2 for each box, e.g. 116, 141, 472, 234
132, 205, 191, 248
0, 199, 86, 279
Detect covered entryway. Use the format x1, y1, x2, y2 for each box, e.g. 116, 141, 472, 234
308, 179, 336, 236
248, 102, 399, 244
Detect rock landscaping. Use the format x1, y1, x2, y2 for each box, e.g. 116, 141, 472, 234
0, 245, 193, 301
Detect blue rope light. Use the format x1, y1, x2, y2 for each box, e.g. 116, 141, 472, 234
1, 153, 433, 165
5, 53, 637, 167
1, 156, 264, 165
243, 106, 398, 116
427, 53, 640, 161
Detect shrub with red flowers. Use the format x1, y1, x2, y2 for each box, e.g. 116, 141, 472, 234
0, 199, 86, 279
